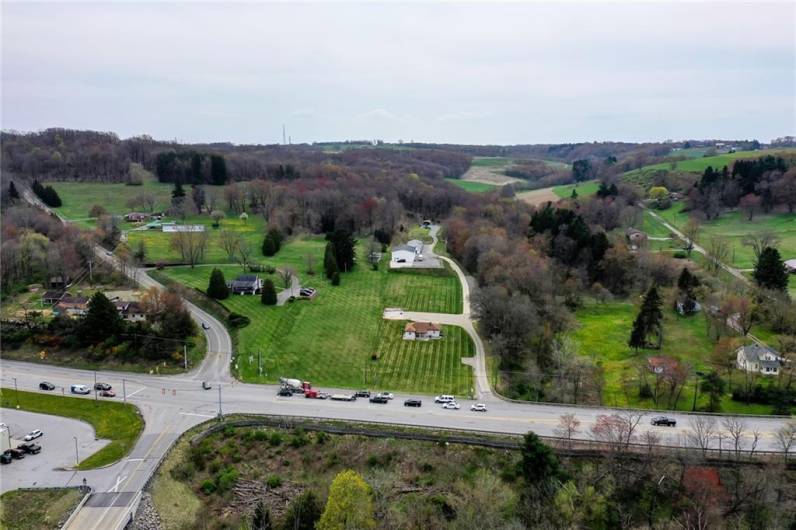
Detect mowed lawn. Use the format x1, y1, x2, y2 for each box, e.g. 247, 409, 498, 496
159, 241, 468, 393
571, 300, 772, 414
553, 179, 599, 199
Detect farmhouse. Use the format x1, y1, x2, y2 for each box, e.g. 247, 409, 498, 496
390, 245, 416, 267
736, 344, 783, 375
125, 212, 149, 222
114, 300, 146, 322
41, 290, 65, 305
403, 321, 442, 341
785, 258, 796, 274
53, 296, 89, 318
229, 274, 262, 295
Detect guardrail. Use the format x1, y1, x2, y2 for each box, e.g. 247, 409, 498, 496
59, 485, 93, 529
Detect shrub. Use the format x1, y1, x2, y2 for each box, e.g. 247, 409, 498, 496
268, 432, 283, 446
639, 382, 653, 399
252, 429, 269, 442
315, 431, 327, 445
266, 474, 282, 488
170, 461, 196, 481
216, 465, 239, 493
201, 479, 217, 495
227, 313, 251, 328
673, 251, 687, 259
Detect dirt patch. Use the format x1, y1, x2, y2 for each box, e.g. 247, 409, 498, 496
516, 187, 560, 206
461, 166, 522, 186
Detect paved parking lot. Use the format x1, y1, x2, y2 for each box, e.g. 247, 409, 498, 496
0, 409, 109, 493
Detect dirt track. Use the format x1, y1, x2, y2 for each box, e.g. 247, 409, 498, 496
516, 187, 559, 206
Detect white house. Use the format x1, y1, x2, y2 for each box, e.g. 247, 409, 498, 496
403, 322, 442, 341
390, 245, 416, 268
736, 344, 783, 375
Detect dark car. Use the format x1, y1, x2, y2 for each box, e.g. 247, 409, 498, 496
404, 399, 422, 407
6, 449, 25, 460
94, 382, 112, 391
277, 387, 293, 397
39, 382, 55, 391
17, 443, 41, 455
0, 452, 12, 464
369, 395, 389, 404
651, 416, 677, 427
202, 381, 212, 390
354, 390, 371, 398
100, 390, 116, 398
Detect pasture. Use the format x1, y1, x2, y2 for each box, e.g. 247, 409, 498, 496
159, 241, 468, 393
571, 299, 772, 414
445, 178, 497, 193
552, 179, 599, 199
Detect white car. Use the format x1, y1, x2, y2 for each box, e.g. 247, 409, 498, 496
434, 395, 455, 403
24, 429, 43, 441
470, 403, 487, 412
441, 402, 460, 410
377, 392, 394, 400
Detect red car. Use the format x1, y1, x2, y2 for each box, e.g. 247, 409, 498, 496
100, 390, 116, 398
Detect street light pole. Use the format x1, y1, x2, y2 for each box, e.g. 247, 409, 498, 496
217, 384, 223, 419
73, 436, 79, 466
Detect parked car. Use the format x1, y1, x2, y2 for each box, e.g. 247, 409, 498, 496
94, 382, 112, 391
39, 382, 55, 391
17, 443, 41, 455
0, 452, 12, 464
404, 399, 422, 407
100, 390, 116, 398
71, 384, 90, 395
651, 416, 677, 427
6, 448, 25, 460
441, 402, 460, 410
202, 381, 212, 390
299, 288, 317, 298
24, 429, 43, 441
434, 395, 455, 403
354, 390, 371, 398
277, 387, 293, 397
369, 395, 389, 404
470, 403, 487, 412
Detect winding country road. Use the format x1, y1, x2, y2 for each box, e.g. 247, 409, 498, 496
2, 200, 794, 529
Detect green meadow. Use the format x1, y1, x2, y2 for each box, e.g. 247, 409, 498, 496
445, 178, 497, 193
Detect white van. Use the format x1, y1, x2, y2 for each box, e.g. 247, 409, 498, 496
71, 384, 90, 395
434, 394, 455, 403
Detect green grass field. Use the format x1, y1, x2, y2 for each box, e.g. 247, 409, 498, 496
471, 157, 512, 167
553, 180, 599, 199
445, 178, 497, 193
623, 148, 796, 186
0, 389, 143, 469
158, 240, 468, 393
0, 488, 84, 530
571, 299, 771, 414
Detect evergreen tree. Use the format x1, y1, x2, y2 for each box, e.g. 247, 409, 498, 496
8, 181, 19, 201
261, 279, 277, 305
628, 316, 647, 350
262, 228, 282, 257
331, 271, 340, 286
753, 246, 788, 292
700, 371, 726, 413
326, 229, 356, 272
279, 491, 322, 530
207, 268, 229, 300
677, 267, 699, 292
161, 306, 195, 340
628, 285, 663, 349
172, 180, 186, 200
570, 188, 578, 199
518, 432, 566, 487
324, 242, 338, 280
251, 500, 272, 530
80, 292, 124, 345
210, 155, 228, 186
317, 470, 375, 530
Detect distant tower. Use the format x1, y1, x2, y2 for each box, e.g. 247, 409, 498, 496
282, 124, 286, 145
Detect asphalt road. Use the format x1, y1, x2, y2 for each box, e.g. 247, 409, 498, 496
7, 198, 795, 529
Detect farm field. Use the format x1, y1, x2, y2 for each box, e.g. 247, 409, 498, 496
552, 179, 599, 199
459, 156, 521, 186
158, 241, 468, 393
570, 299, 772, 414
445, 178, 497, 193
623, 148, 796, 186
0, 389, 144, 469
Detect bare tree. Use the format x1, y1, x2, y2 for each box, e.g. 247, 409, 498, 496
219, 229, 241, 262
774, 422, 795, 457
705, 236, 730, 276
280, 267, 295, 296
742, 230, 781, 262
721, 417, 747, 459
687, 416, 717, 456
640, 430, 661, 454
590, 410, 646, 451
305, 254, 316, 276
553, 413, 580, 448
169, 230, 209, 268
682, 218, 701, 256
236, 240, 253, 270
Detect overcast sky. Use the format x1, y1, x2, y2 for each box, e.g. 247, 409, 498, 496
2, 2, 794, 145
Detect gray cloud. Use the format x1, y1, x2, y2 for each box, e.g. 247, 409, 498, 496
2, 2, 793, 144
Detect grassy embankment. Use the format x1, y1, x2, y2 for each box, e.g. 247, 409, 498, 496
571, 299, 772, 414
0, 389, 143, 469
158, 237, 473, 395
0, 488, 84, 530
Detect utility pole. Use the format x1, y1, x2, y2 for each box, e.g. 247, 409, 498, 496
94, 371, 98, 403
258, 351, 261, 377
184, 344, 188, 371
13, 377, 19, 408
122, 379, 126, 403
217, 384, 223, 419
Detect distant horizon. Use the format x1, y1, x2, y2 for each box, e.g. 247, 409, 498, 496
2, 3, 793, 144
